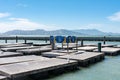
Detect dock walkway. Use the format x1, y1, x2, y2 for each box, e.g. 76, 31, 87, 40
0, 51, 23, 58
17, 47, 52, 55
0, 75, 7, 80
0, 55, 49, 65
74, 46, 98, 52
1, 46, 41, 52
94, 47, 120, 56
42, 50, 84, 58
57, 52, 104, 66
0, 59, 77, 80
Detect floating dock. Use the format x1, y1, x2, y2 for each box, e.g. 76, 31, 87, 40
0, 43, 29, 48
0, 51, 23, 58
41, 50, 84, 58
84, 44, 116, 47
41, 52, 67, 58
74, 46, 98, 52
57, 52, 104, 67
94, 47, 120, 56
17, 47, 52, 55
1, 46, 41, 52
0, 75, 7, 80
0, 59, 77, 80
114, 45, 120, 48
0, 55, 49, 65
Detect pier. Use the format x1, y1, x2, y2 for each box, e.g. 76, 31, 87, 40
0, 36, 120, 45
94, 47, 120, 56
0, 59, 77, 80
57, 52, 104, 67
0, 76, 7, 80
74, 46, 98, 51
0, 52, 23, 58
0, 36, 119, 80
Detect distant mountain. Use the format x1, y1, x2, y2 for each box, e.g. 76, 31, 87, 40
72, 29, 106, 35
72, 29, 120, 36
3, 29, 120, 36
3, 29, 84, 36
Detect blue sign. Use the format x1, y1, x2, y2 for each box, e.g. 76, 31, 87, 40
71, 36, 76, 43
55, 36, 65, 43
50, 36, 54, 43
66, 36, 71, 43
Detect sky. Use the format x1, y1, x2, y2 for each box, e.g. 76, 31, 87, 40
0, 0, 120, 33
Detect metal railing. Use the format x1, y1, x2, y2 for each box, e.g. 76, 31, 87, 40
0, 36, 119, 44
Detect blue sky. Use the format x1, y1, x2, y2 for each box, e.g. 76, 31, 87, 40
0, 0, 120, 33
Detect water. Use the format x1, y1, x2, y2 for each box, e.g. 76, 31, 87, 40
47, 56, 120, 80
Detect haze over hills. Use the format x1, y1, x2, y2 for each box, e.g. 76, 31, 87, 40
2, 29, 120, 36
3, 29, 84, 36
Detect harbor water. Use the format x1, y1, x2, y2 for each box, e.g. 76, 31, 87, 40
47, 56, 120, 80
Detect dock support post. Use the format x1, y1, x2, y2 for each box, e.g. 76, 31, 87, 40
81, 40, 83, 47
45, 40, 47, 43
67, 43, 69, 53
24, 39, 27, 44
16, 36, 18, 43
62, 43, 63, 49
103, 36, 106, 44
76, 41, 78, 51
98, 43, 101, 52
5, 39, 7, 43
52, 42, 55, 50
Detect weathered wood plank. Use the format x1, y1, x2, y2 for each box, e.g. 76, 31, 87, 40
94, 47, 120, 56
0, 55, 49, 65
17, 47, 52, 55
0, 59, 77, 79
74, 46, 97, 51
84, 44, 116, 47
57, 52, 104, 66
0, 51, 23, 58
0, 76, 7, 80
0, 43, 29, 48
57, 52, 103, 61
1, 46, 41, 52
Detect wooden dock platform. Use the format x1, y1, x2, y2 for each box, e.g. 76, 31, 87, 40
0, 43, 29, 48
74, 46, 98, 52
41, 52, 67, 58
0, 59, 77, 80
114, 45, 120, 48
0, 51, 23, 58
17, 47, 52, 55
41, 50, 84, 58
0, 75, 7, 80
57, 52, 104, 67
0, 55, 49, 65
53, 50, 81, 53
94, 47, 120, 56
85, 44, 116, 47
1, 46, 41, 52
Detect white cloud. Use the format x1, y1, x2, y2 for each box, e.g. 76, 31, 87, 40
0, 13, 10, 18
107, 11, 120, 22
9, 18, 29, 21
0, 17, 62, 32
